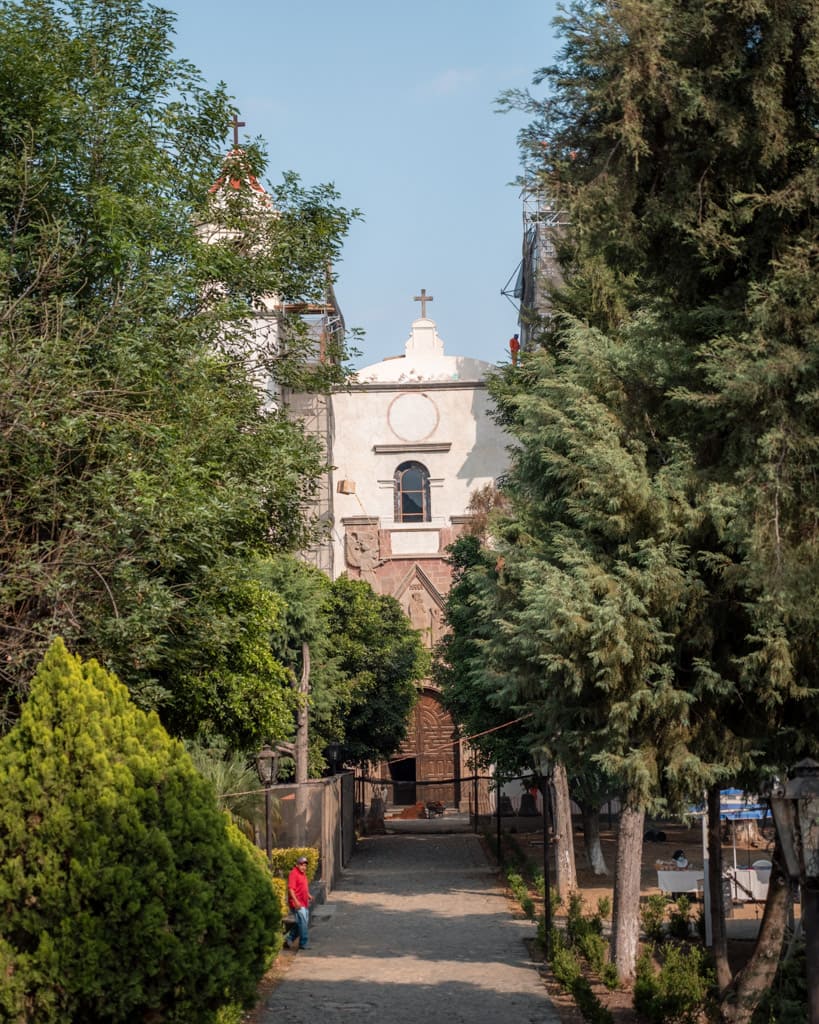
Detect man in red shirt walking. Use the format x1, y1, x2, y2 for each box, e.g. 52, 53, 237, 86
285, 855, 311, 951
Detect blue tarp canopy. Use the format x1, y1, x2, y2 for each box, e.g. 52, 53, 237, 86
718, 788, 767, 820
689, 788, 768, 820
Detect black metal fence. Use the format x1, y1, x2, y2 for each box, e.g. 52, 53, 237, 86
354, 771, 560, 833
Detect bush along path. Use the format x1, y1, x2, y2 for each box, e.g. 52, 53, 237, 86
491, 829, 719, 1024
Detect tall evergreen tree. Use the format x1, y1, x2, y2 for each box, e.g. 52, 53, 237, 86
485, 0, 819, 997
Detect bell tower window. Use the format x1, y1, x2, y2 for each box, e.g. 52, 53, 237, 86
395, 461, 430, 523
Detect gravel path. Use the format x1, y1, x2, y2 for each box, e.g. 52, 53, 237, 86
255, 831, 560, 1024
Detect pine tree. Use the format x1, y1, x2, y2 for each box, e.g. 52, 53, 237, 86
494, 0, 819, 1002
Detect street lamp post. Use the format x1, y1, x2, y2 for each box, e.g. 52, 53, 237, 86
325, 742, 342, 776
770, 758, 819, 1024
255, 743, 279, 866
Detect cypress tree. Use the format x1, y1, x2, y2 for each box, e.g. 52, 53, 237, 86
491, 0, 819, 994
0, 638, 279, 1023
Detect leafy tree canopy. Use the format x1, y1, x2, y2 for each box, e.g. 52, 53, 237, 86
323, 575, 428, 768
0, 0, 359, 736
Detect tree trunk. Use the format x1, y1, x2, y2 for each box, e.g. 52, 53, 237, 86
294, 641, 310, 843
719, 834, 790, 1023
708, 783, 732, 992
610, 802, 645, 984
579, 801, 609, 876
552, 763, 577, 897
295, 641, 310, 784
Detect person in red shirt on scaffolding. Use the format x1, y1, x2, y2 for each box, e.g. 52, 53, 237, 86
509, 333, 521, 366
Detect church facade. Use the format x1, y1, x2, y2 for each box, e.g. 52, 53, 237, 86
203, 142, 507, 808
320, 307, 509, 808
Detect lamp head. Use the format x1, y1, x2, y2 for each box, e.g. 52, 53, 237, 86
255, 743, 279, 786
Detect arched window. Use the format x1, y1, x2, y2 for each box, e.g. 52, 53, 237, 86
394, 461, 430, 523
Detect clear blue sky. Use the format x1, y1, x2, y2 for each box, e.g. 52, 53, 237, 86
167, 0, 560, 368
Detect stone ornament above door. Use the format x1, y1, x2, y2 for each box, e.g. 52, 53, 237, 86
387, 392, 439, 443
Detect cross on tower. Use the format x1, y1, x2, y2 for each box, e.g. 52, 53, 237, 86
230, 114, 246, 148
413, 288, 434, 318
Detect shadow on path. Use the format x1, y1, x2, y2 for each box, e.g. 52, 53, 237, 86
256, 832, 559, 1024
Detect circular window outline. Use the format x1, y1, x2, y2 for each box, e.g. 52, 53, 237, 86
387, 392, 440, 443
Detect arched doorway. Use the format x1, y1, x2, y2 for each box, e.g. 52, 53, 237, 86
397, 687, 460, 806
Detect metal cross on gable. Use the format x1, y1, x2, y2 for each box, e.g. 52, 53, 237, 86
230, 114, 246, 148
413, 288, 434, 317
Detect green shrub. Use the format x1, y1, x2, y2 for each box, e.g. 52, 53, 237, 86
506, 869, 536, 919
634, 943, 715, 1024
0, 639, 280, 1024
552, 944, 583, 987
577, 930, 608, 976
601, 962, 619, 990
552, 944, 614, 1024
567, 893, 603, 943
597, 895, 612, 920
269, 847, 319, 880
534, 871, 561, 917
215, 1005, 244, 1024
272, 876, 288, 916
571, 977, 614, 1024
640, 893, 668, 943
567, 892, 586, 936
563, 892, 615, 984
668, 895, 692, 939
537, 912, 561, 956
634, 948, 662, 1017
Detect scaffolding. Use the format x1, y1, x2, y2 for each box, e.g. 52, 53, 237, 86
280, 285, 345, 576
502, 185, 569, 349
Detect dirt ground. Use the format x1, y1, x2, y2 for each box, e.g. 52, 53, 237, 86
532, 819, 777, 1024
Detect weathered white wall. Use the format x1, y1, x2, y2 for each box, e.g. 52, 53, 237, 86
328, 317, 509, 575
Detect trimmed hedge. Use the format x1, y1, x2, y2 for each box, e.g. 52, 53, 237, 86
272, 877, 288, 917
269, 846, 319, 880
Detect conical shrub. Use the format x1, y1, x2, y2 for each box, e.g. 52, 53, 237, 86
0, 638, 280, 1023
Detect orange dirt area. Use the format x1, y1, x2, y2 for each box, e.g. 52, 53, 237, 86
391, 802, 426, 819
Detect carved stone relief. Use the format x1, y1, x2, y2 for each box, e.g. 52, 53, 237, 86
405, 581, 445, 649
345, 529, 380, 572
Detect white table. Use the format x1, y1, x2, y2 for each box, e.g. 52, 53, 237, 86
726, 864, 771, 902
657, 869, 704, 895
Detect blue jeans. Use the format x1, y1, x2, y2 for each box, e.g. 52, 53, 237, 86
287, 906, 309, 948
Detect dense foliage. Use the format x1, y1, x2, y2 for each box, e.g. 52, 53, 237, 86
0, 0, 357, 737
252, 559, 427, 772
322, 575, 428, 766
440, 0, 819, 995
0, 639, 280, 1023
